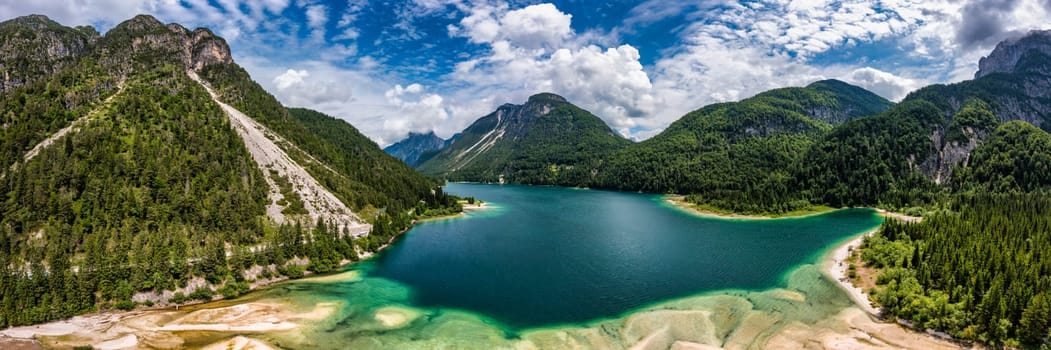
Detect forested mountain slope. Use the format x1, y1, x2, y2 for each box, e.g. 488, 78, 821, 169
417, 93, 632, 186
594, 80, 893, 213
838, 31, 1051, 348
800, 30, 1051, 209
0, 14, 458, 327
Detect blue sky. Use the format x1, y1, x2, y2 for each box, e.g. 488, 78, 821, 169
3, 0, 1051, 144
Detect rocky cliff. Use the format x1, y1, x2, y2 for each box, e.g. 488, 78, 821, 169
976, 30, 1051, 79
897, 31, 1051, 182
0, 15, 98, 92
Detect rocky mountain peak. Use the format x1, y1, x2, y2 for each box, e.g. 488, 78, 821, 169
97, 15, 232, 74
384, 130, 452, 167
527, 92, 568, 104
167, 23, 191, 36
115, 14, 167, 33
0, 14, 99, 91
976, 30, 1051, 78
0, 14, 233, 91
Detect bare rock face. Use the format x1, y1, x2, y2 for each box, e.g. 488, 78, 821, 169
188, 28, 233, 71
919, 127, 985, 184
976, 30, 1051, 79
963, 30, 1051, 130
102, 14, 233, 75
0, 15, 98, 92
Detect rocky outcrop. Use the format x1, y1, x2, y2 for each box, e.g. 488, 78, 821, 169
0, 15, 99, 92
100, 14, 233, 75
188, 28, 233, 71
976, 30, 1051, 78
0, 14, 234, 93
919, 127, 984, 184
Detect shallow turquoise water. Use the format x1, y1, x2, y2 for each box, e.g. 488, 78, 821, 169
363, 183, 882, 329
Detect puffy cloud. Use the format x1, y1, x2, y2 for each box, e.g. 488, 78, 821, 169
265, 65, 353, 107
273, 69, 310, 89
383, 84, 452, 140
956, 0, 1021, 49
454, 2, 571, 50
449, 2, 656, 136
499, 4, 572, 50
840, 67, 923, 102
242, 57, 458, 146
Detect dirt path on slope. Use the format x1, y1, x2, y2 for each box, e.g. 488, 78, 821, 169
19, 83, 126, 166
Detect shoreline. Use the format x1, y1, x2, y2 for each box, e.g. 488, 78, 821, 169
664, 195, 836, 220
0, 203, 473, 349
875, 208, 923, 223
3, 195, 947, 350
821, 210, 922, 317
822, 229, 882, 316
415, 201, 490, 222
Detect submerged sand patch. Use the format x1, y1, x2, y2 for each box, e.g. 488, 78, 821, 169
4, 263, 961, 350
200, 336, 277, 350
1, 299, 342, 349
373, 306, 422, 328
298, 269, 364, 283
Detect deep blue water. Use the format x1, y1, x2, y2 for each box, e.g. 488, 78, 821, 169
367, 183, 882, 329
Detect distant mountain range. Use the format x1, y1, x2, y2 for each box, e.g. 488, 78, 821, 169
408, 30, 1051, 213
383, 131, 458, 167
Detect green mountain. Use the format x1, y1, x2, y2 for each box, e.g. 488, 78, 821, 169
800, 30, 1051, 209
417, 93, 632, 186
953, 120, 1051, 193
806, 31, 1051, 347
0, 14, 457, 327
594, 79, 893, 214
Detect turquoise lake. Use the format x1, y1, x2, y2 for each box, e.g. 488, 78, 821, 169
368, 183, 882, 329
234, 183, 884, 349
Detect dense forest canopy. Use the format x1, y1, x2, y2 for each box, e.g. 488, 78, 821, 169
864, 194, 1051, 347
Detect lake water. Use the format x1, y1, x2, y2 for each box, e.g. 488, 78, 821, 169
370, 183, 882, 328
241, 183, 883, 348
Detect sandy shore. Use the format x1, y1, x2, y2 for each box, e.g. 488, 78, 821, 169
875, 208, 923, 223
824, 230, 882, 316
823, 210, 923, 317
0, 300, 338, 349
664, 195, 834, 220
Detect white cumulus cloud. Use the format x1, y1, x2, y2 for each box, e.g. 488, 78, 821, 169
448, 2, 657, 136
273, 69, 309, 89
